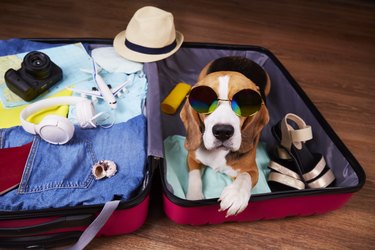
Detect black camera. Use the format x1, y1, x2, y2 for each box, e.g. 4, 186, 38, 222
4, 51, 63, 101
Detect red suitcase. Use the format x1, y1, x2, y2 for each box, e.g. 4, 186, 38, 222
0, 39, 366, 248
152, 43, 366, 225
0, 38, 157, 249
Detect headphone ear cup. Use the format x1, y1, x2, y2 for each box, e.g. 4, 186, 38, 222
35, 115, 74, 144
76, 100, 96, 128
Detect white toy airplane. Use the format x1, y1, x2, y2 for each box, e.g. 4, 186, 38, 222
69, 60, 129, 109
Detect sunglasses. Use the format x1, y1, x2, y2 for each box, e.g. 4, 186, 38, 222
188, 85, 263, 117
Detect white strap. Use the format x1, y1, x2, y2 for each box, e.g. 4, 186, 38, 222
307, 169, 336, 189
280, 113, 313, 150
268, 161, 301, 180
276, 146, 291, 160
302, 156, 326, 181
65, 200, 120, 250
290, 125, 312, 143
268, 172, 305, 190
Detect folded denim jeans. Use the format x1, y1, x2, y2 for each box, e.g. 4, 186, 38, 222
0, 115, 147, 211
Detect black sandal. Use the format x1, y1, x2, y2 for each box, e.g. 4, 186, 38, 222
268, 149, 305, 191
268, 113, 335, 191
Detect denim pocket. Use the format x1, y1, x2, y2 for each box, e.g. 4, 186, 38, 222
18, 137, 97, 194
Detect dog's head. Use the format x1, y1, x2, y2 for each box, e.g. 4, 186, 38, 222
180, 71, 269, 153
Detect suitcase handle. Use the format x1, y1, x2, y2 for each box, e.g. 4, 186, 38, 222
0, 200, 120, 249
0, 214, 95, 237
0, 231, 82, 249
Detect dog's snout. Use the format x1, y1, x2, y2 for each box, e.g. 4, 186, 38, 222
212, 124, 234, 142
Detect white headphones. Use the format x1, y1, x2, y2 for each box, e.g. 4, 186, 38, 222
20, 96, 104, 145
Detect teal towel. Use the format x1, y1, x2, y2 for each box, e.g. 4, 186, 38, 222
164, 135, 271, 199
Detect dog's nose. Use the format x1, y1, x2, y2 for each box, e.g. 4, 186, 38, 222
212, 124, 234, 142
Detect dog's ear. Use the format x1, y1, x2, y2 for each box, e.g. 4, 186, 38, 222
239, 104, 269, 153
180, 100, 203, 151
197, 61, 212, 81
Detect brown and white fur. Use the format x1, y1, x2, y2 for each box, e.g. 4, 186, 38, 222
180, 70, 269, 217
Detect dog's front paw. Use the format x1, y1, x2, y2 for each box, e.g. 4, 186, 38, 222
218, 173, 252, 217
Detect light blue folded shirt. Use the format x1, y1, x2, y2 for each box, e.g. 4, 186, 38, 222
91, 46, 143, 74
164, 135, 271, 199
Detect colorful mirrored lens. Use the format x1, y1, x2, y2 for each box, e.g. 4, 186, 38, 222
231, 89, 262, 116
189, 86, 218, 113
189, 86, 262, 117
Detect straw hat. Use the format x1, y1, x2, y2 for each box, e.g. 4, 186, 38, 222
114, 6, 184, 63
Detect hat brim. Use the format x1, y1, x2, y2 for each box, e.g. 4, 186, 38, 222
113, 30, 184, 63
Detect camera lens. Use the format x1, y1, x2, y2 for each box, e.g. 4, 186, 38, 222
23, 51, 52, 79
31, 57, 43, 66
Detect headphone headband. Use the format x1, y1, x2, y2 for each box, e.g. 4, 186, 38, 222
20, 96, 88, 134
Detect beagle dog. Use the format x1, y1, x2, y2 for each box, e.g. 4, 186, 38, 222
180, 57, 270, 217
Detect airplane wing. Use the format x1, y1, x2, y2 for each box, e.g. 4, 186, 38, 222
111, 79, 130, 97
68, 88, 104, 99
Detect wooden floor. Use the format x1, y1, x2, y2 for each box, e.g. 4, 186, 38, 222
1, 0, 374, 249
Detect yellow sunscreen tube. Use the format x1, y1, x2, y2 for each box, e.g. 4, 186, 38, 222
161, 82, 191, 115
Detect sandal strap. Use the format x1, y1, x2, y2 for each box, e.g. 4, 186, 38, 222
280, 113, 313, 150
268, 160, 301, 180
302, 156, 326, 181
307, 169, 336, 189
268, 172, 305, 190
276, 146, 291, 160
290, 126, 312, 144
